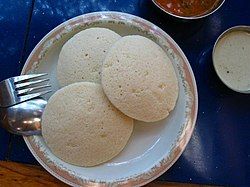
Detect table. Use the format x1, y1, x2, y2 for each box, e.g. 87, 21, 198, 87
0, 161, 215, 187
0, 0, 249, 186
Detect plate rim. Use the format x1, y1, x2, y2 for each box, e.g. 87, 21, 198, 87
22, 11, 198, 186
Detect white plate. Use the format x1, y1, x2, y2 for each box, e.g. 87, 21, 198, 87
22, 12, 198, 186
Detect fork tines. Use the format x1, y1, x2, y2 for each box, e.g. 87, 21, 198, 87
14, 73, 52, 100
0, 73, 52, 107
15, 78, 49, 89
13, 73, 48, 83
18, 90, 52, 104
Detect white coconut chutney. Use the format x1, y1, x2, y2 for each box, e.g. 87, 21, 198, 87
213, 29, 250, 93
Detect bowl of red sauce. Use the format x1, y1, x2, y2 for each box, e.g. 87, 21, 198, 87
152, 0, 225, 20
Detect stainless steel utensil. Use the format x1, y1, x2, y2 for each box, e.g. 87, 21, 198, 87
212, 25, 250, 94
0, 73, 51, 107
0, 97, 46, 135
152, 0, 225, 20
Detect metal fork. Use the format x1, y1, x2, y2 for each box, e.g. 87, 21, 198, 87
0, 73, 51, 108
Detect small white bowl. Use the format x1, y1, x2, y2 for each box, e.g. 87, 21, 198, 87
213, 26, 250, 94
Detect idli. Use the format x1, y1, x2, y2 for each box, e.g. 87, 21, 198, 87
57, 28, 121, 86
42, 82, 134, 167
102, 35, 179, 122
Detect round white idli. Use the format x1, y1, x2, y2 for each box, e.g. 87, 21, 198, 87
57, 28, 121, 86
102, 35, 179, 122
42, 82, 134, 167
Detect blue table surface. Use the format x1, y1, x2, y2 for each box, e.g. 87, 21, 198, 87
0, 0, 249, 186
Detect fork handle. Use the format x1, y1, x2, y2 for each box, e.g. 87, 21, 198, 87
0, 79, 18, 108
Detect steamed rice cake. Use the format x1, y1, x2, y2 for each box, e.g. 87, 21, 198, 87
102, 35, 179, 122
57, 28, 121, 86
42, 82, 134, 167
